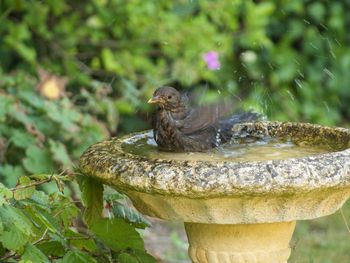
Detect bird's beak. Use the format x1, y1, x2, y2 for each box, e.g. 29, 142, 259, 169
148, 96, 161, 104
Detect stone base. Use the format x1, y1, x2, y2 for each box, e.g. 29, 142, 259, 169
185, 221, 296, 263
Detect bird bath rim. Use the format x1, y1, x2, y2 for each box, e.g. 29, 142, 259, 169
79, 121, 350, 199
79, 121, 350, 262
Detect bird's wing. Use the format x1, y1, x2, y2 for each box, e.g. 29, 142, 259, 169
180, 100, 233, 134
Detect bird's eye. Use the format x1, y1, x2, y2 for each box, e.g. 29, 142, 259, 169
167, 95, 172, 99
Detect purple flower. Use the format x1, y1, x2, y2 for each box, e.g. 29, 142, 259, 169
203, 51, 220, 70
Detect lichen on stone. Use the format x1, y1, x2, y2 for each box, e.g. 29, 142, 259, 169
79, 121, 350, 199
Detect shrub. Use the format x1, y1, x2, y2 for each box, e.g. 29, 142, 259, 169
1, 0, 349, 261
1, 1, 349, 128
0, 71, 108, 185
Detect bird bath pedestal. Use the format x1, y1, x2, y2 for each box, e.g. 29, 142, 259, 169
79, 122, 350, 263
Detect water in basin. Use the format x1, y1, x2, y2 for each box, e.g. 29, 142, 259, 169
122, 131, 332, 162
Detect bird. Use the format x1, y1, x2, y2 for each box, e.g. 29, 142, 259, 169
148, 86, 261, 152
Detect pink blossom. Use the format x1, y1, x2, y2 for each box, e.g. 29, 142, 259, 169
203, 51, 220, 70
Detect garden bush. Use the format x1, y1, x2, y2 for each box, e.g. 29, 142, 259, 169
1, 0, 350, 128
0, 0, 349, 261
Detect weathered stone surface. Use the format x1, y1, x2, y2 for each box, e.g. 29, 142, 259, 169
79, 121, 350, 263
185, 221, 295, 263
79, 121, 350, 223
80, 121, 350, 198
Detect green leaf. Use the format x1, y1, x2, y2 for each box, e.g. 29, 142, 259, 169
24, 204, 61, 236
14, 176, 35, 200
64, 229, 97, 252
23, 145, 54, 174
57, 202, 79, 228
0, 205, 34, 236
0, 218, 3, 234
101, 48, 124, 73
0, 183, 12, 206
45, 103, 80, 133
133, 250, 157, 263
112, 202, 150, 229
0, 226, 27, 250
118, 250, 157, 263
17, 90, 46, 111
4, 37, 36, 63
8, 104, 33, 126
91, 218, 144, 252
70, 238, 97, 253
78, 176, 103, 226
48, 140, 72, 168
21, 244, 49, 263
62, 251, 97, 263
118, 253, 139, 263
0, 165, 25, 187
10, 129, 36, 149
0, 95, 13, 122
30, 190, 50, 207
0, 243, 5, 257
37, 241, 65, 257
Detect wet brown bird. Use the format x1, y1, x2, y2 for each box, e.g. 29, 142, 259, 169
148, 86, 260, 152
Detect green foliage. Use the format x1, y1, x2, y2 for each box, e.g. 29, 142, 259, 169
79, 176, 103, 226
1, 0, 349, 128
78, 176, 156, 262
111, 201, 151, 229
1, 0, 350, 261
0, 72, 108, 186
62, 251, 96, 263
0, 174, 156, 262
91, 219, 145, 251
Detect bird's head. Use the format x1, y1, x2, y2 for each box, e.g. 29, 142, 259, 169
148, 86, 184, 111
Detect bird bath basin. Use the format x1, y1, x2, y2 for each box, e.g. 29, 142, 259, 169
79, 121, 350, 263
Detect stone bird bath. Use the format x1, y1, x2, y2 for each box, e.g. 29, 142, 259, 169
79, 121, 350, 263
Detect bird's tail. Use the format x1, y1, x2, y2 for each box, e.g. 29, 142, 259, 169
217, 111, 262, 143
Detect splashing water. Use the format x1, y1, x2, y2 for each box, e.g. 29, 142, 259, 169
295, 79, 303, 89
123, 131, 332, 163
323, 68, 335, 79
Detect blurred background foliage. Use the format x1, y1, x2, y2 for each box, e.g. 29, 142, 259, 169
2, 0, 350, 179
0, 0, 350, 262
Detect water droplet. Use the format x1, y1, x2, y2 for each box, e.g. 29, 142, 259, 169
309, 43, 319, 50
293, 59, 300, 65
241, 51, 257, 63
323, 68, 335, 79
323, 101, 330, 112
319, 23, 328, 31
215, 129, 222, 146
330, 50, 336, 59
295, 79, 303, 89
286, 90, 295, 101
335, 38, 342, 46
108, 210, 113, 220
297, 70, 304, 78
